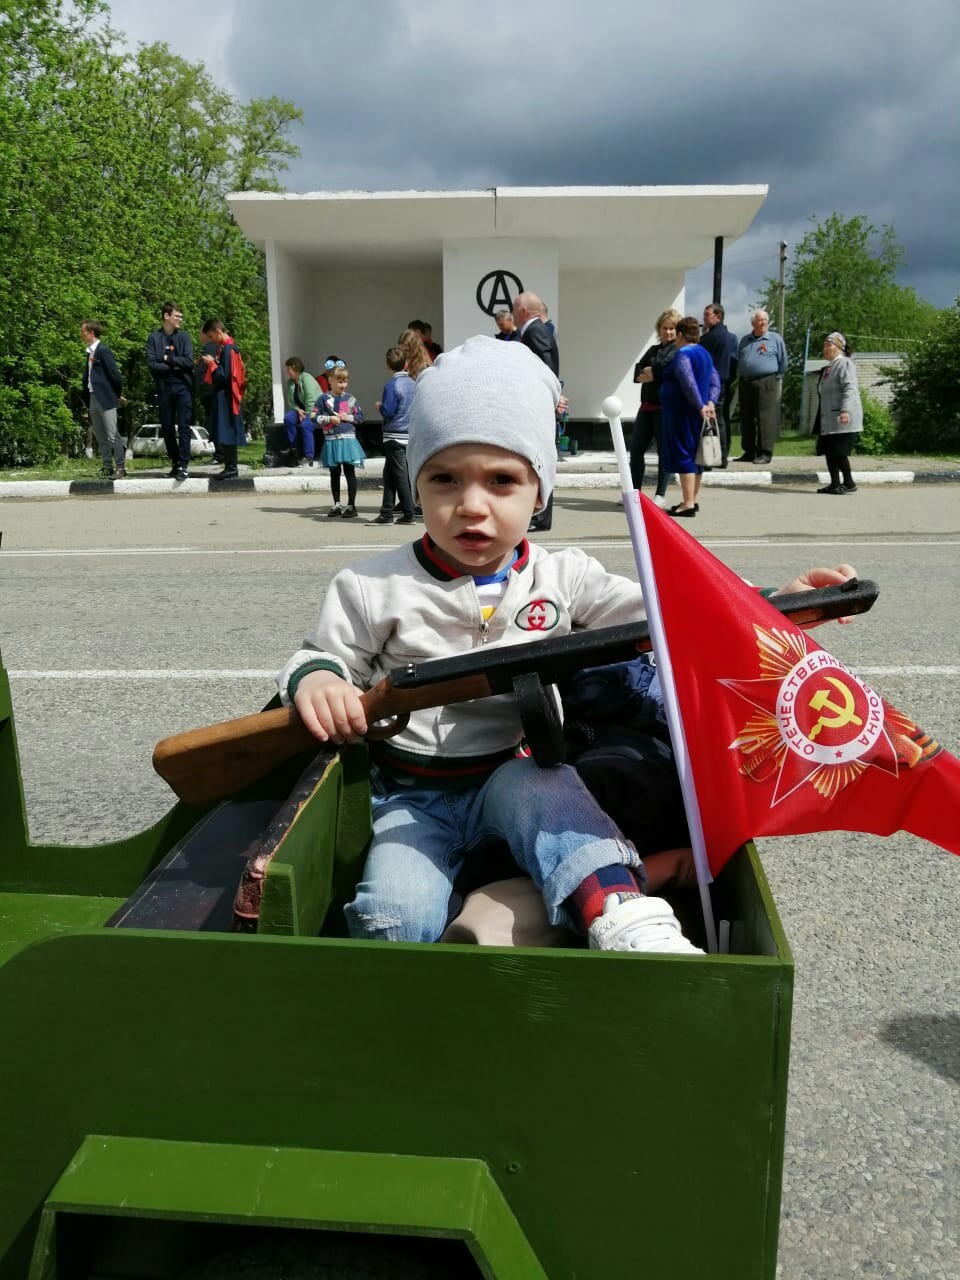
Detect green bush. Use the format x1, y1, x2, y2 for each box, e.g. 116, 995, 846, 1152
857, 391, 896, 456
891, 300, 960, 453
0, 384, 78, 467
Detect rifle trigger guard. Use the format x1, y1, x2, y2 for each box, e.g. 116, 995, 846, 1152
366, 713, 410, 741
511, 672, 566, 767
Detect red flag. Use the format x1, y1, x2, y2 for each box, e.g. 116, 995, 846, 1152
638, 494, 960, 876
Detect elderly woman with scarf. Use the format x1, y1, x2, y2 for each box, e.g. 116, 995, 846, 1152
815, 331, 862, 495
659, 315, 720, 517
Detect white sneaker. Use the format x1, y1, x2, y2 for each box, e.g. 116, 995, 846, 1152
588, 895, 704, 955
653, 494, 667, 508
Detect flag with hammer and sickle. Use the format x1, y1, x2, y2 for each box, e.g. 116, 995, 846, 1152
635, 495, 960, 876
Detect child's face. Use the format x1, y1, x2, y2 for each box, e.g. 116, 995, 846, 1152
331, 371, 349, 393
417, 443, 542, 578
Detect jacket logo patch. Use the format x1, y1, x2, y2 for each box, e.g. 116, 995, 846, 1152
515, 598, 560, 631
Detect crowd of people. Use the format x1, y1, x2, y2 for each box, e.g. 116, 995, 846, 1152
627, 301, 864, 517
81, 301, 248, 483
280, 319, 441, 523
630, 303, 742, 518
79, 297, 862, 516
278, 297, 564, 531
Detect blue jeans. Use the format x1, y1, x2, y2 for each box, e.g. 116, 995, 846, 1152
345, 755, 643, 943
284, 409, 316, 460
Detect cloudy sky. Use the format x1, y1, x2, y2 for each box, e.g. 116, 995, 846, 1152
105, 0, 959, 335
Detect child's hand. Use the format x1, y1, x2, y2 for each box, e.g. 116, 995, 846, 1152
294, 670, 367, 744
773, 564, 859, 625
329, 413, 341, 425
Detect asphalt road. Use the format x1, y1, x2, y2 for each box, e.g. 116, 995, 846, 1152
2, 483, 959, 1279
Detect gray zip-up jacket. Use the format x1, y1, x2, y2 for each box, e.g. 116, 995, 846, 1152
277, 537, 645, 779
817, 355, 863, 435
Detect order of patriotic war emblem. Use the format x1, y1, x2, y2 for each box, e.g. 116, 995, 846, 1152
721, 625, 942, 806
777, 651, 884, 767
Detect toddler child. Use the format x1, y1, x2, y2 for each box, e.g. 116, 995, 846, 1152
371, 346, 416, 525
280, 336, 703, 954
311, 364, 365, 518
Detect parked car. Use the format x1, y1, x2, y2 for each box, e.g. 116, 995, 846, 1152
132, 423, 215, 458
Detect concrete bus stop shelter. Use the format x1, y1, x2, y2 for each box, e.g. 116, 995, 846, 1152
227, 185, 767, 437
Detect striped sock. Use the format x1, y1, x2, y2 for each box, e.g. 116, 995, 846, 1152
569, 865, 645, 931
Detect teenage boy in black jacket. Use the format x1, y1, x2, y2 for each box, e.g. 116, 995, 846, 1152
147, 301, 195, 480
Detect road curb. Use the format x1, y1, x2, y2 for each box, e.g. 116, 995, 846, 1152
1, 466, 957, 500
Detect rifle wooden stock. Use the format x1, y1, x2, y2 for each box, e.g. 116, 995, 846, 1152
152, 578, 878, 808
153, 671, 510, 807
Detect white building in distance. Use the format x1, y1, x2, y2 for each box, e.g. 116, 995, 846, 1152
228, 185, 767, 436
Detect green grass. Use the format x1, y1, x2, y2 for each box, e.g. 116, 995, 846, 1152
0, 442, 266, 482
729, 431, 816, 458
2, 432, 956, 482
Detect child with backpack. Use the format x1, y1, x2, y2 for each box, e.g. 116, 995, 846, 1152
201, 319, 247, 482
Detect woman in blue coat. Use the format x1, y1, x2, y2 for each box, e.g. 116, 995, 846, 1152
659, 315, 720, 518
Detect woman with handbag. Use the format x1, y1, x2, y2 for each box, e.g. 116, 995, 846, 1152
659, 315, 721, 518
814, 332, 862, 495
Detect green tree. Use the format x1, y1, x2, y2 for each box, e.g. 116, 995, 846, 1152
0, 0, 301, 465
889, 298, 960, 452
764, 214, 939, 425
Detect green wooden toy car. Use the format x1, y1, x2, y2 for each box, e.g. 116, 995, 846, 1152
0, 614, 799, 1280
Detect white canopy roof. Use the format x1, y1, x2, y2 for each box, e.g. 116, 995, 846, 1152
228, 184, 768, 269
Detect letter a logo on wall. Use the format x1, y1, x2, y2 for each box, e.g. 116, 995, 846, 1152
476, 270, 524, 316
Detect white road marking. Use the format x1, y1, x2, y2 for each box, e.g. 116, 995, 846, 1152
4, 538, 960, 558
8, 670, 277, 679
7, 666, 960, 680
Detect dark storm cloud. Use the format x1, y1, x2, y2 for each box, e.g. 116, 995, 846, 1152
109, 0, 960, 309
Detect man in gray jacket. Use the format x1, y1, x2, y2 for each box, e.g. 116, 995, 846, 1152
735, 309, 787, 464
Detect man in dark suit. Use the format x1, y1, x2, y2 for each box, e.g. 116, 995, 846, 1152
699, 303, 738, 467
80, 320, 126, 478
513, 291, 559, 374
512, 291, 560, 531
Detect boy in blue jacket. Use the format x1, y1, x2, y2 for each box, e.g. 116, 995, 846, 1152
371, 346, 416, 525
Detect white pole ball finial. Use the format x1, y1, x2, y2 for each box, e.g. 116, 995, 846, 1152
601, 396, 623, 419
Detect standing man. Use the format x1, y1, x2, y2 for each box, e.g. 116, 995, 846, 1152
699, 303, 738, 467
513, 291, 561, 532
735, 309, 787, 464
81, 320, 125, 479
513, 291, 559, 375
147, 301, 195, 480
494, 309, 519, 341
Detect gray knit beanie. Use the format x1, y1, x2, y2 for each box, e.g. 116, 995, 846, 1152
407, 335, 561, 503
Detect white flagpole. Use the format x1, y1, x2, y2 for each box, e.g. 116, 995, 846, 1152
601, 397, 718, 954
